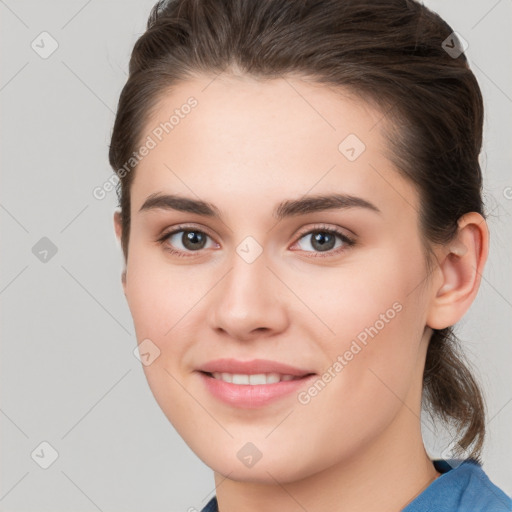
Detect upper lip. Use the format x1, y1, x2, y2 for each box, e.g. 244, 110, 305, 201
198, 358, 314, 377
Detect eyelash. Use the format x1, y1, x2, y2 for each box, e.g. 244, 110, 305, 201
156, 223, 356, 259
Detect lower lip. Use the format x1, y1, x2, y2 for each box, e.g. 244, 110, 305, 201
198, 372, 316, 408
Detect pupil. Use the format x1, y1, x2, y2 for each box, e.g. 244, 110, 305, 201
184, 231, 205, 249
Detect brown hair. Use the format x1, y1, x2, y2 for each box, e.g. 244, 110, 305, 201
108, 0, 486, 459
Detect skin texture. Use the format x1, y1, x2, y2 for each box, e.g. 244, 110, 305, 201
114, 74, 488, 511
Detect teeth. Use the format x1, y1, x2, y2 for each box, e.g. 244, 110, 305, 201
221, 372, 232, 383
249, 374, 267, 385
263, 373, 280, 384
232, 374, 249, 385
211, 372, 298, 385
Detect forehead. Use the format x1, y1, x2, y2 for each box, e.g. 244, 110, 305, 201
145, 73, 383, 156
131, 74, 419, 219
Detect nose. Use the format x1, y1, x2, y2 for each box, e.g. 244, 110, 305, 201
207, 246, 289, 342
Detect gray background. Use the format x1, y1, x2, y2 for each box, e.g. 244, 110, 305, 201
1, 0, 510, 510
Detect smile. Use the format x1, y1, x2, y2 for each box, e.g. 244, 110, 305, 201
210, 372, 300, 385
197, 359, 316, 408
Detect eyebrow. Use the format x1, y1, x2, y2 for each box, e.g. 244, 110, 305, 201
139, 192, 381, 220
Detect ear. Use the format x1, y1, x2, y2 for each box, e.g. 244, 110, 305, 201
426, 212, 489, 330
113, 209, 127, 294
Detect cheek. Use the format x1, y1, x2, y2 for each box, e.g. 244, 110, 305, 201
287, 306, 426, 479
304, 245, 425, 344
125, 247, 205, 340
124, 256, 206, 435
299, 246, 428, 417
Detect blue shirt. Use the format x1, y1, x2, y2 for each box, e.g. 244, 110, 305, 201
200, 460, 512, 511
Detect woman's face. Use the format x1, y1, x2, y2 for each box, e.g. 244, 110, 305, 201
117, 74, 438, 482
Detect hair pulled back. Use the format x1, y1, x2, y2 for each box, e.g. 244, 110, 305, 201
109, 0, 487, 459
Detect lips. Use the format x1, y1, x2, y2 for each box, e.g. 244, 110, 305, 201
197, 358, 316, 408
199, 358, 313, 377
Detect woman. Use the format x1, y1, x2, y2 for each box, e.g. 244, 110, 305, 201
108, 0, 511, 510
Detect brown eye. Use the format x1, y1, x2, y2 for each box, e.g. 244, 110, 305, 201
157, 225, 217, 257
170, 230, 209, 251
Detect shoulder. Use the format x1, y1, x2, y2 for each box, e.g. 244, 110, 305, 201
199, 496, 218, 512
403, 460, 512, 512
198, 462, 511, 512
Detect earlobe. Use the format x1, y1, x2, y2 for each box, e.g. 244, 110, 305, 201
426, 212, 489, 330
114, 209, 123, 244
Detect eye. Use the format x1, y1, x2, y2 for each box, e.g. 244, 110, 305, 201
157, 223, 356, 258
292, 224, 356, 257
157, 225, 218, 257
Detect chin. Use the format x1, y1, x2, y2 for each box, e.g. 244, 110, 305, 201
191, 442, 322, 485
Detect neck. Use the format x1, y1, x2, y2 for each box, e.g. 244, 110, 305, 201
213, 414, 439, 512
212, 334, 439, 512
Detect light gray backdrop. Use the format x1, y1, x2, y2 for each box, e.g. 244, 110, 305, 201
1, 0, 511, 510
